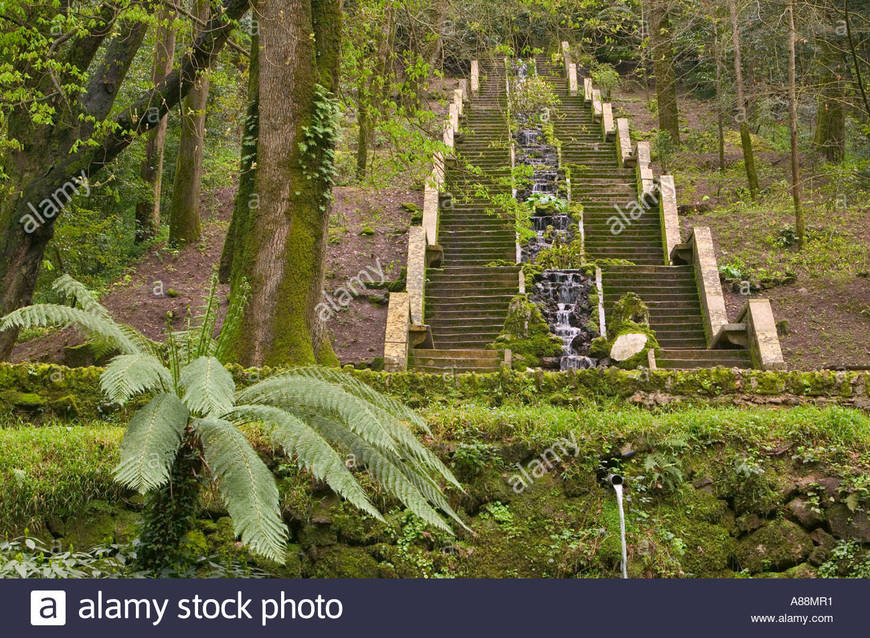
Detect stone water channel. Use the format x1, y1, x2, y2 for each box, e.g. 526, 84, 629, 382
510, 60, 598, 370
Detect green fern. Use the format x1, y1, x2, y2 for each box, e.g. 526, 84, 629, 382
1, 275, 464, 568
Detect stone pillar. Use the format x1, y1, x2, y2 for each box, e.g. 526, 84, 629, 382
602, 102, 615, 140
636, 141, 654, 197
616, 118, 634, 167
658, 175, 681, 264
470, 60, 479, 93
406, 226, 426, 326
591, 89, 603, 119
568, 63, 578, 96
740, 299, 786, 370
691, 226, 729, 345
583, 78, 593, 103
384, 292, 410, 371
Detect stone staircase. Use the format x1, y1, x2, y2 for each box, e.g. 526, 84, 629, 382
410, 62, 518, 373
537, 58, 752, 369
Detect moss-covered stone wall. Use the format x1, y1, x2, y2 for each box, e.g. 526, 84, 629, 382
1, 363, 868, 421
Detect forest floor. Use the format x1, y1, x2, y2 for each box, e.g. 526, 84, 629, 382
614, 85, 870, 369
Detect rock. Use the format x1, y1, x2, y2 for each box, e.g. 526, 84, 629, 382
736, 519, 813, 573
795, 475, 840, 499
736, 513, 763, 533
826, 503, 870, 542
785, 563, 817, 578
808, 528, 837, 566
786, 497, 823, 529
610, 333, 648, 362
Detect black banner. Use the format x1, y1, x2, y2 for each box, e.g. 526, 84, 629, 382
3, 579, 866, 636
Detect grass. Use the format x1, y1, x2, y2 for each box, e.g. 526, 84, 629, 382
3, 402, 868, 535
0, 422, 124, 535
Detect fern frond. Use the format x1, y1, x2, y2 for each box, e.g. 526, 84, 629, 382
114, 393, 189, 493
284, 368, 461, 490
291, 366, 428, 432
51, 274, 111, 317
228, 404, 382, 521
179, 356, 235, 417
237, 374, 398, 454
195, 273, 221, 358
0, 304, 139, 354
100, 354, 173, 404
311, 416, 459, 534
51, 275, 161, 356
194, 417, 287, 563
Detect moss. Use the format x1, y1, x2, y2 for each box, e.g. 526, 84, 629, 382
307, 545, 381, 578
1, 391, 46, 409
490, 295, 562, 369
736, 519, 813, 572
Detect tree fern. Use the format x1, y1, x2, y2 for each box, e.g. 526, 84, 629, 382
3, 276, 464, 569
312, 417, 463, 533
194, 417, 288, 563
114, 393, 190, 493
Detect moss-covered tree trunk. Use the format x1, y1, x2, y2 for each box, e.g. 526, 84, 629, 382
649, 0, 680, 143
729, 0, 759, 198
136, 9, 176, 242
219, 27, 259, 283
225, 0, 342, 367
168, 0, 211, 246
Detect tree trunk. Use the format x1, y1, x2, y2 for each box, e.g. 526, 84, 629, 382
225, 0, 343, 367
787, 0, 805, 248
136, 9, 177, 242
220, 26, 260, 283
713, 28, 726, 173
730, 0, 760, 198
168, 0, 211, 246
354, 5, 394, 181
649, 0, 680, 143
813, 32, 846, 162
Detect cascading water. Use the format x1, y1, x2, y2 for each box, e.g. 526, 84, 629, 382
510, 59, 599, 369
530, 272, 597, 370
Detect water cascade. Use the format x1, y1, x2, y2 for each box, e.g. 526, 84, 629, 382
510, 59, 599, 369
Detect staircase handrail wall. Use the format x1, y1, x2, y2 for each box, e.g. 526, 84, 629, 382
384, 71, 468, 370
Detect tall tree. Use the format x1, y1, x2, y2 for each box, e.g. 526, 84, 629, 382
729, 0, 760, 198
787, 0, 805, 248
0, 0, 250, 361
813, 27, 846, 163
223, 0, 343, 367
136, 7, 177, 242
169, 0, 212, 245
648, 0, 680, 143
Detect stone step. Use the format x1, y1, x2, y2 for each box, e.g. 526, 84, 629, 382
657, 349, 752, 369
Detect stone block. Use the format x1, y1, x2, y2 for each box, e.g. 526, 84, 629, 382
691, 227, 729, 346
